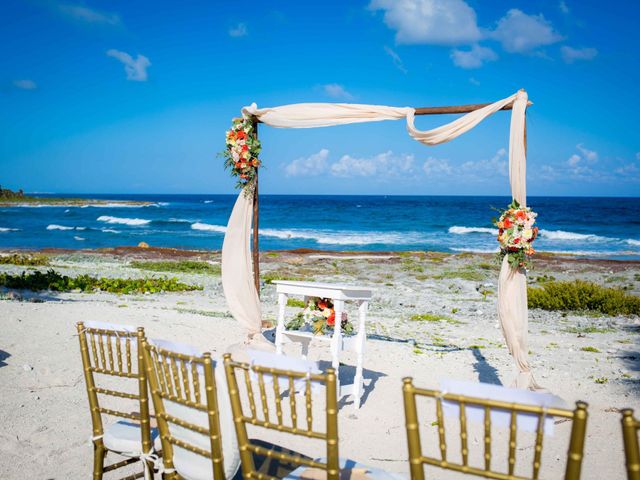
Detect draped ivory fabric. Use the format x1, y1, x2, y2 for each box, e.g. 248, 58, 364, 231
221, 190, 262, 337
223, 90, 537, 389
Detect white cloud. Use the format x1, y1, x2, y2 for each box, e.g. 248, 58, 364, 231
567, 154, 581, 167
491, 9, 562, 53
384, 46, 408, 73
559, 1, 569, 14
614, 163, 639, 176
422, 157, 452, 175
229, 23, 248, 37
461, 148, 508, 177
13, 79, 37, 90
106, 49, 151, 81
576, 144, 598, 163
469, 77, 480, 86
450, 44, 497, 69
369, 0, 481, 46
561, 46, 598, 63
58, 3, 121, 25
331, 151, 415, 178
636, 152, 640, 161
323, 83, 354, 100
285, 149, 329, 177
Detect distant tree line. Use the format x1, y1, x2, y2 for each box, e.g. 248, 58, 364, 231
0, 186, 25, 199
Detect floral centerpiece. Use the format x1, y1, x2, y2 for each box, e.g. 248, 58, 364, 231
286, 297, 353, 335
221, 117, 261, 192
494, 199, 538, 270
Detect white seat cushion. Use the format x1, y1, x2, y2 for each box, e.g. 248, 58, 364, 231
285, 458, 406, 479
102, 420, 161, 454
172, 448, 217, 480
165, 359, 240, 479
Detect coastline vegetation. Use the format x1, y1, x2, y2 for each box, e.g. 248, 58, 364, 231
0, 254, 50, 266
130, 260, 220, 275
0, 269, 201, 294
0, 186, 150, 206
528, 280, 640, 316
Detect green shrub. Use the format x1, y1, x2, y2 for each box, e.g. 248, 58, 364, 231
0, 254, 50, 266
130, 260, 220, 275
286, 298, 306, 308
528, 280, 640, 316
580, 346, 601, 353
433, 269, 485, 282
411, 313, 451, 322
0, 269, 201, 294
262, 272, 306, 284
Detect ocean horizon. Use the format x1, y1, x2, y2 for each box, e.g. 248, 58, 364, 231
1, 193, 639, 259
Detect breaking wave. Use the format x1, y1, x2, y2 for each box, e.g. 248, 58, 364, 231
97, 216, 151, 226
449, 226, 498, 235
191, 222, 227, 233
47, 224, 86, 231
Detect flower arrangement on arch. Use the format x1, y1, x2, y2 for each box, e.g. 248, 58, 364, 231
286, 297, 353, 336
221, 117, 261, 191
494, 199, 538, 270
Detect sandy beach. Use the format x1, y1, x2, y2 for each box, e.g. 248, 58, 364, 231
0, 248, 638, 479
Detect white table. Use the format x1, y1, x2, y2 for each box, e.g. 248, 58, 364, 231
273, 280, 373, 410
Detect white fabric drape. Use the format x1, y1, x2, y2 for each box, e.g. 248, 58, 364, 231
221, 191, 262, 338
223, 90, 536, 388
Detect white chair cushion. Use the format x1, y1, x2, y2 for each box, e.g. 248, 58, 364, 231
83, 320, 137, 333
285, 458, 406, 479
102, 420, 161, 454
162, 357, 240, 480
248, 349, 322, 393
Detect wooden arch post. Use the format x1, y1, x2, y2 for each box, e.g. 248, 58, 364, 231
248, 97, 531, 294
252, 119, 260, 296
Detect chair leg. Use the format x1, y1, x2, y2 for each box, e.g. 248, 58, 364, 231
92, 444, 106, 480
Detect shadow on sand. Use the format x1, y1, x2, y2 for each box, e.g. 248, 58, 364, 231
0, 349, 10, 368
471, 347, 502, 385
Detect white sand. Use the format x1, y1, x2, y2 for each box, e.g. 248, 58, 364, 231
0, 251, 638, 479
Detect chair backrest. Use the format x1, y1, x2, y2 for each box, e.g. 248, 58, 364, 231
402, 378, 588, 480
142, 339, 238, 480
622, 409, 640, 480
76, 321, 152, 453
223, 352, 340, 480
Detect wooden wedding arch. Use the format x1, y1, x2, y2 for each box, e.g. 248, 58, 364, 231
223, 90, 539, 389
244, 98, 531, 293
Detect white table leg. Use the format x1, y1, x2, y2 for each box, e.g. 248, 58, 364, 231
353, 300, 367, 410
331, 299, 344, 396
275, 293, 287, 355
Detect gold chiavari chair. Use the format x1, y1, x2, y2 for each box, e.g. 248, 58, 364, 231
77, 321, 160, 480
402, 378, 589, 480
622, 409, 640, 480
142, 339, 240, 480
223, 352, 400, 480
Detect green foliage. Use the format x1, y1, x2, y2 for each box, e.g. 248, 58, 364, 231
562, 325, 615, 334
262, 272, 306, 284
594, 377, 608, 384
0, 254, 50, 266
130, 260, 220, 275
528, 280, 640, 315
411, 313, 450, 322
433, 269, 485, 282
286, 298, 306, 308
580, 346, 601, 353
477, 262, 495, 270
0, 269, 201, 294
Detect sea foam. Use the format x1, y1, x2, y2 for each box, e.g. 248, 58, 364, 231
191, 222, 227, 233
47, 224, 76, 231
0, 227, 19, 232
449, 226, 498, 235
97, 216, 151, 226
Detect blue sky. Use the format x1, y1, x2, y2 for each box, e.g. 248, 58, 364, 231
1, 0, 638, 196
